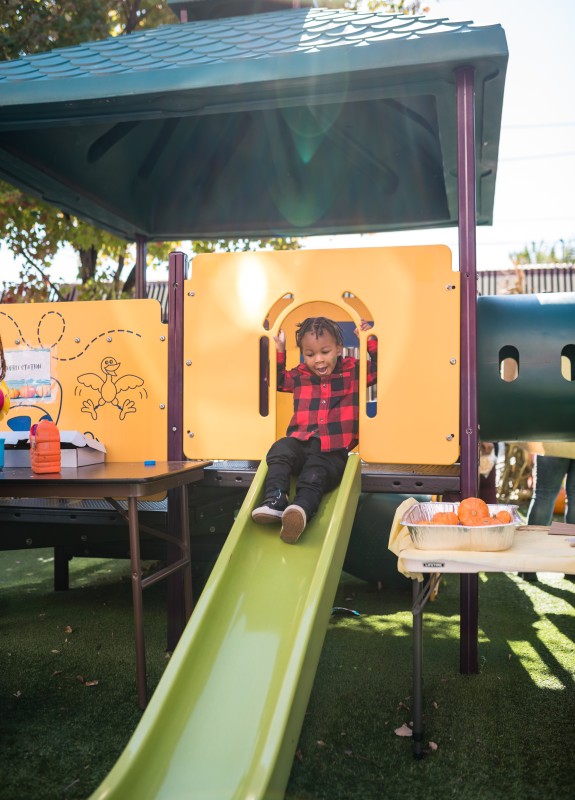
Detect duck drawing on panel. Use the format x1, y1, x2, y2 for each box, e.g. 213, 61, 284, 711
77, 356, 145, 420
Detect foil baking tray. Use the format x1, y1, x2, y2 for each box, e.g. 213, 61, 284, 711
401, 502, 521, 552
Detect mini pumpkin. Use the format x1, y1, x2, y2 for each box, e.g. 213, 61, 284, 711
477, 516, 498, 526
432, 511, 460, 525
494, 509, 513, 524
458, 497, 489, 526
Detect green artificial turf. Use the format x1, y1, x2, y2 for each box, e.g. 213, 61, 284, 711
1, 549, 575, 800
0, 551, 169, 800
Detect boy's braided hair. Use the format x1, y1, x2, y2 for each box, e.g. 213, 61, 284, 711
296, 317, 344, 349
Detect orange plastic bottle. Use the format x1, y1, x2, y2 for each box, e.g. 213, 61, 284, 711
30, 420, 61, 473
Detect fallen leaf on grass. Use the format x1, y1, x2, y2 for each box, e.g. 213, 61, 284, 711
13, 690, 22, 699
51, 670, 63, 677
394, 724, 412, 737
432, 701, 439, 709
76, 675, 99, 686
64, 625, 73, 634
316, 740, 326, 747
428, 741, 438, 752
294, 749, 303, 762
397, 701, 410, 710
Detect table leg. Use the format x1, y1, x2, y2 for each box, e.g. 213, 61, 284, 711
167, 487, 185, 650
460, 574, 479, 674
412, 578, 424, 759
411, 573, 442, 758
127, 496, 147, 709
179, 484, 193, 622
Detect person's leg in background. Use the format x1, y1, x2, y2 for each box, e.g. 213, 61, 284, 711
479, 442, 498, 504
526, 455, 569, 525
479, 467, 497, 504
520, 455, 570, 581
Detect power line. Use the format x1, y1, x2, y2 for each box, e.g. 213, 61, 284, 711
499, 152, 575, 161
503, 122, 575, 129
491, 217, 574, 223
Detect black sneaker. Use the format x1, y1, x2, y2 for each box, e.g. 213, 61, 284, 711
252, 490, 289, 524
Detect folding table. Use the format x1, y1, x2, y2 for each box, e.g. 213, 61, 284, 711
0, 460, 210, 707
398, 528, 575, 758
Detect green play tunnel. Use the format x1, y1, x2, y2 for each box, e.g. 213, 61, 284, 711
477, 292, 575, 442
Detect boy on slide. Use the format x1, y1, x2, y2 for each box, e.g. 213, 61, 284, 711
252, 316, 377, 543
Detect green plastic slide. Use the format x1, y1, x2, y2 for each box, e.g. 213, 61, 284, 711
90, 453, 362, 800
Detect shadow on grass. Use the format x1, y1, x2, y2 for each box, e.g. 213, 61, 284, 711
2, 553, 575, 800
286, 572, 575, 800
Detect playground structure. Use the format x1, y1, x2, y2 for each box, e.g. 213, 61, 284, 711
1, 244, 574, 797
2, 1, 573, 797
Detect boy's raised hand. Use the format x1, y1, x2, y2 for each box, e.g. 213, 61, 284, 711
354, 318, 373, 337
274, 328, 286, 352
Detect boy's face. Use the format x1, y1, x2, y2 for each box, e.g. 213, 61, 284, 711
300, 331, 343, 378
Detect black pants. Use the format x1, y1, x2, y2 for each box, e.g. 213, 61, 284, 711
265, 436, 348, 520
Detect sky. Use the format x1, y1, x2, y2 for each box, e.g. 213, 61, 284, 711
308, 0, 575, 270
1, 0, 574, 284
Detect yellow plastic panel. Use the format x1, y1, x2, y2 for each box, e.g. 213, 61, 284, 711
0, 299, 167, 462
183, 246, 459, 464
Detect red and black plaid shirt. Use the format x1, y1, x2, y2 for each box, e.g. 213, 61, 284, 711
277, 338, 377, 452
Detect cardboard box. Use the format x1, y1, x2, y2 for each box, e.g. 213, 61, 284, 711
1, 430, 106, 468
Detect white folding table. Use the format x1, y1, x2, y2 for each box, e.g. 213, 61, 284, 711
398, 528, 575, 758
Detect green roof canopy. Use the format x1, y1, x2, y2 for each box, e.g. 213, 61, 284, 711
0, 6, 508, 241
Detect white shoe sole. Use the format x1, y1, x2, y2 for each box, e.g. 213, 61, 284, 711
280, 505, 307, 544
252, 506, 283, 524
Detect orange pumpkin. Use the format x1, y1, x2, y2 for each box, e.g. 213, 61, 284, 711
477, 515, 497, 526
554, 487, 566, 516
494, 509, 512, 524
432, 511, 460, 525
8, 387, 20, 399
458, 497, 489, 526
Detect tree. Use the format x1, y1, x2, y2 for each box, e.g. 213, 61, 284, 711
0, 2, 179, 300
510, 239, 575, 267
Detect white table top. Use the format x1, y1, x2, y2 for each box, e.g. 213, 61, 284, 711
398, 529, 575, 576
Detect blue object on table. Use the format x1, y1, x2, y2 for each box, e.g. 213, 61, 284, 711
144, 460, 156, 466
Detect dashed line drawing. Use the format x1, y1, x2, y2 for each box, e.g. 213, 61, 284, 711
1, 310, 141, 361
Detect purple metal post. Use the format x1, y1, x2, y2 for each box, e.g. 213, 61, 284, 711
166, 250, 189, 648
456, 65, 479, 674
135, 234, 147, 299
168, 251, 187, 462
